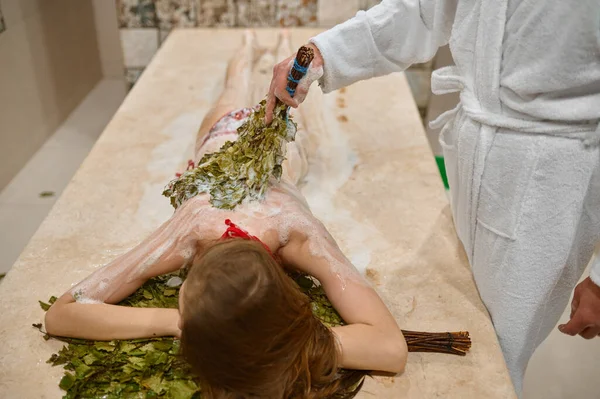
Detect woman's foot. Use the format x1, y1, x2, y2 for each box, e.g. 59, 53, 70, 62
242, 29, 256, 47
276, 29, 293, 63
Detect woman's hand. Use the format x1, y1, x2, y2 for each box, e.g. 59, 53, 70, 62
265, 43, 324, 124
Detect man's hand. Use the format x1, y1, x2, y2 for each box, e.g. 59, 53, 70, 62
558, 277, 600, 339
265, 43, 324, 124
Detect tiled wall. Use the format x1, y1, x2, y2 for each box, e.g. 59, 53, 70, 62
118, 0, 432, 117
92, 0, 126, 78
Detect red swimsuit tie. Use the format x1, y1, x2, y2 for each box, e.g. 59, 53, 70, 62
221, 219, 274, 258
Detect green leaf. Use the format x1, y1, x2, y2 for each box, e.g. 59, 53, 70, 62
141, 374, 164, 394
82, 353, 98, 365
295, 275, 315, 290
145, 350, 168, 366
128, 356, 146, 370
94, 341, 117, 352
142, 290, 153, 300
170, 340, 181, 355
166, 380, 199, 399
73, 359, 93, 378
122, 364, 136, 375
152, 340, 173, 352
39, 191, 55, 198
121, 342, 137, 353
39, 300, 51, 311
138, 343, 155, 352
59, 373, 75, 390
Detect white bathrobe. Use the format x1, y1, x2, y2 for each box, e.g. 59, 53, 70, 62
311, 0, 600, 395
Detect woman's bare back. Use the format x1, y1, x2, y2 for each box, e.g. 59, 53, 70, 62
177, 179, 320, 257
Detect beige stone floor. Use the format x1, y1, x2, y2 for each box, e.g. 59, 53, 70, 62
0, 39, 598, 398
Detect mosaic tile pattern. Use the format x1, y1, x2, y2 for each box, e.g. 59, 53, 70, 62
125, 67, 145, 90
277, 0, 317, 27
197, 0, 236, 27
120, 28, 160, 68
318, 0, 359, 27
118, 0, 157, 28
119, 0, 326, 29
235, 0, 276, 27
117, 0, 433, 114
0, 3, 5, 35
156, 0, 197, 30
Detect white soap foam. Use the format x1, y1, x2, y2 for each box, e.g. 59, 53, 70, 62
136, 111, 204, 230
287, 59, 323, 105
166, 276, 183, 287
295, 65, 324, 105
300, 93, 391, 277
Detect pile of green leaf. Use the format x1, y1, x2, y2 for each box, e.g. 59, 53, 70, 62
163, 101, 296, 210
38, 272, 343, 399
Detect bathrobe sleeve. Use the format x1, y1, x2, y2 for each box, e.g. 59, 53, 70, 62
310, 0, 458, 93
590, 249, 600, 287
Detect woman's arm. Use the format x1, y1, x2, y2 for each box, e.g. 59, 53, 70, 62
45, 200, 203, 340
45, 301, 180, 340
311, 0, 459, 93
278, 226, 407, 374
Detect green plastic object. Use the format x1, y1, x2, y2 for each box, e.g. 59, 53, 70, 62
435, 155, 449, 190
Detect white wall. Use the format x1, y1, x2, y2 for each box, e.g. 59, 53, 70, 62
0, 0, 103, 190
92, 0, 124, 78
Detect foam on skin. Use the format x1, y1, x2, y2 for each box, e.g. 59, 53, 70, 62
287, 59, 324, 105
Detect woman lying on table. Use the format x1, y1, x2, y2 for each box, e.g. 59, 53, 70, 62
45, 31, 407, 399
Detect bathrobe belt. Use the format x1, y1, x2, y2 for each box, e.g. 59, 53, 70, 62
429, 66, 600, 146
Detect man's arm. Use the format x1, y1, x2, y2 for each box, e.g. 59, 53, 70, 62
45, 200, 202, 340
266, 0, 459, 121
590, 251, 600, 287
279, 227, 407, 374
310, 0, 459, 93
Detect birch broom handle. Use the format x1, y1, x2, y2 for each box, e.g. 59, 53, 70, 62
285, 45, 314, 99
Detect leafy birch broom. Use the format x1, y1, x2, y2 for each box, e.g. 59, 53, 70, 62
162, 47, 315, 210
35, 273, 470, 398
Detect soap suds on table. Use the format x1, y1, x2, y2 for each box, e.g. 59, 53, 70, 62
301, 93, 390, 276
136, 111, 205, 230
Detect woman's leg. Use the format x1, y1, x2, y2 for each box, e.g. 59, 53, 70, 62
194, 30, 256, 156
